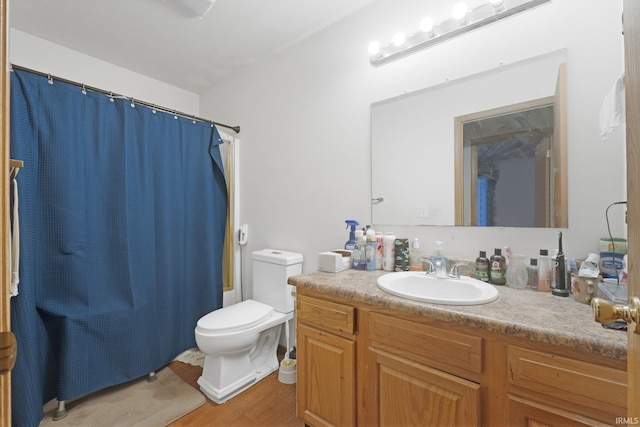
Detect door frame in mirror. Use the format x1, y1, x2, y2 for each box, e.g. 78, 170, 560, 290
454, 63, 567, 227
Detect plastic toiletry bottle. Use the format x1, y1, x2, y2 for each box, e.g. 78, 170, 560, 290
409, 238, 423, 271
383, 232, 396, 271
527, 259, 539, 291
537, 249, 551, 292
475, 251, 490, 282
365, 227, 376, 271
552, 231, 569, 296
489, 248, 506, 285
505, 246, 527, 289
344, 220, 359, 251
375, 232, 384, 270
353, 230, 366, 270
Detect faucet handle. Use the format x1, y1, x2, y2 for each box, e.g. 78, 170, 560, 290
449, 262, 467, 279
422, 258, 435, 275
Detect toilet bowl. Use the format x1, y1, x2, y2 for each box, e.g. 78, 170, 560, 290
194, 249, 302, 404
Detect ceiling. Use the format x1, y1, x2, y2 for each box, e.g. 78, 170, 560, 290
10, 0, 377, 93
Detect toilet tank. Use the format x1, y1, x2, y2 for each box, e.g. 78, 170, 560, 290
252, 249, 303, 314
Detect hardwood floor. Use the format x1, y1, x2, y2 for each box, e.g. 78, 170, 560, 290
167, 356, 303, 427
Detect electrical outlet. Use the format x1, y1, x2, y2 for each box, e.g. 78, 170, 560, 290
416, 207, 429, 218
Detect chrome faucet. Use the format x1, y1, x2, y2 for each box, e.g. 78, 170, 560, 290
423, 258, 448, 279
448, 262, 467, 279
423, 259, 466, 279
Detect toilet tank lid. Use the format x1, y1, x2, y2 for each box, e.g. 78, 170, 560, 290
252, 249, 303, 265
197, 300, 273, 333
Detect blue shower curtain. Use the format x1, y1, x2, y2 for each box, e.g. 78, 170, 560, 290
9, 69, 227, 427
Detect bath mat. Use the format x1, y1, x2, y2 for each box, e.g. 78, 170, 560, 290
174, 347, 205, 367
39, 366, 205, 427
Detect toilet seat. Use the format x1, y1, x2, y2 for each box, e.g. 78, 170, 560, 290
196, 299, 273, 334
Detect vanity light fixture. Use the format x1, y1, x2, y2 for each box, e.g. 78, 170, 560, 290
419, 16, 436, 35
369, 0, 550, 67
368, 41, 381, 55
393, 31, 407, 47
490, 0, 506, 11
174, 0, 216, 18
451, 2, 470, 24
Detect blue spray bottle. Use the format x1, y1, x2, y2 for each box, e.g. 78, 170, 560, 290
344, 220, 359, 250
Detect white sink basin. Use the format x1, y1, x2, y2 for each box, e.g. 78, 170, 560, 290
377, 272, 499, 305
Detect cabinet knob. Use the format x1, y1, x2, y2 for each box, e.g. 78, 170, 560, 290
0, 332, 17, 375
591, 297, 640, 333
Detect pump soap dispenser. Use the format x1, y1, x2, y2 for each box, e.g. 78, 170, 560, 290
430, 241, 449, 278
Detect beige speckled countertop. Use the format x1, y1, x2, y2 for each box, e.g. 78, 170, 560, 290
288, 269, 627, 361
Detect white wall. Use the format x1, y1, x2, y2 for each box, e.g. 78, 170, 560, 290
10, 29, 199, 114
200, 0, 626, 293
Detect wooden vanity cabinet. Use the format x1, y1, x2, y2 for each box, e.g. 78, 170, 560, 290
295, 289, 627, 427
296, 294, 356, 427
364, 312, 481, 427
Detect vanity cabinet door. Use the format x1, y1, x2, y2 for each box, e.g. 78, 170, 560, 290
296, 294, 356, 427
506, 345, 626, 425
508, 395, 606, 427
297, 324, 356, 427
364, 311, 481, 426
368, 348, 480, 427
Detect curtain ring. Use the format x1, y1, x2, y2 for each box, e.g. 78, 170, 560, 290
81, 84, 87, 95
151, 104, 157, 113
173, 110, 178, 119
130, 98, 135, 108
109, 92, 114, 102
47, 74, 53, 85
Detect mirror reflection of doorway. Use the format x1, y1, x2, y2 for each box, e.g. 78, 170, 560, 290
466, 105, 553, 227
455, 63, 567, 228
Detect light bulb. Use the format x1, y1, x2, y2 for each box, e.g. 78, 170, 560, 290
490, 0, 505, 11
368, 41, 381, 56
451, 2, 469, 21
420, 16, 435, 34
392, 31, 406, 47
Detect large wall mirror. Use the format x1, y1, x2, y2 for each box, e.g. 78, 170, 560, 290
371, 49, 567, 227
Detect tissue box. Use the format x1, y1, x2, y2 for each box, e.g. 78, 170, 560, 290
318, 250, 352, 273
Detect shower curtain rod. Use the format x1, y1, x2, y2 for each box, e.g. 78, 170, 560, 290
10, 64, 241, 134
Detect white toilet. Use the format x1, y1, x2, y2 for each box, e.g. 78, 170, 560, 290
195, 249, 302, 404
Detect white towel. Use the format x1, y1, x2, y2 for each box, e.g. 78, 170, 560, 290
9, 174, 19, 297
599, 75, 625, 142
